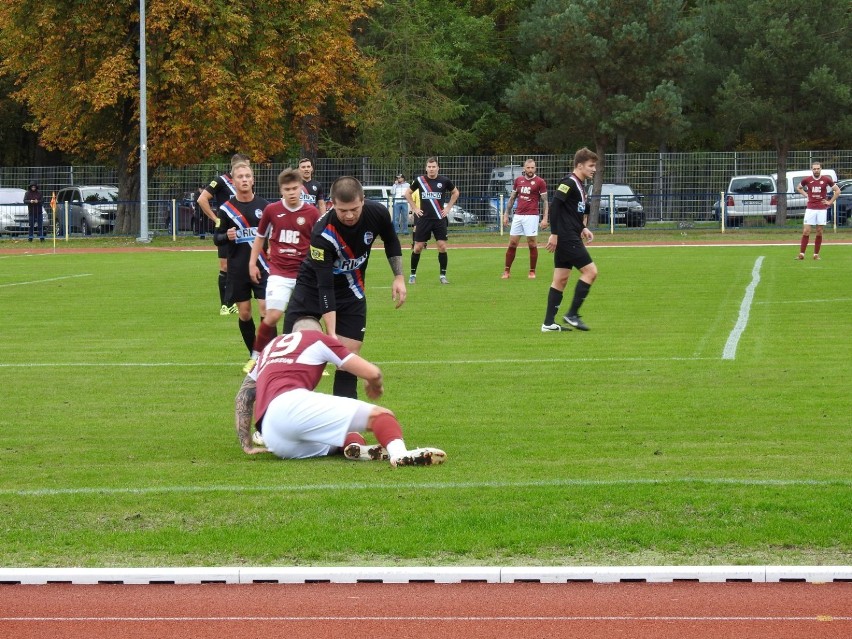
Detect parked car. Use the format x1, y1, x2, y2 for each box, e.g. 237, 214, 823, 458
0, 188, 29, 235
487, 165, 525, 222
161, 191, 200, 233
772, 169, 838, 217
588, 183, 646, 227
832, 179, 852, 226
721, 175, 776, 226
54, 185, 118, 235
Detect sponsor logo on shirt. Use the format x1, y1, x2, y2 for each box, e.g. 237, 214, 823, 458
310, 245, 324, 260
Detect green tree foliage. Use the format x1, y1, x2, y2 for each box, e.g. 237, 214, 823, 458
504, 0, 697, 213
699, 0, 852, 223
0, 0, 375, 233
337, 0, 499, 157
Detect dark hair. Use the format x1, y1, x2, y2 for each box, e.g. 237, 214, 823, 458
230, 153, 250, 166
426, 156, 438, 165
573, 147, 598, 166
330, 176, 364, 203
298, 158, 313, 166
278, 168, 301, 187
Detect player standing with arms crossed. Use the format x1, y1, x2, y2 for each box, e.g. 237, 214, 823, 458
243, 168, 320, 374
501, 158, 549, 279
796, 161, 839, 260
541, 147, 599, 332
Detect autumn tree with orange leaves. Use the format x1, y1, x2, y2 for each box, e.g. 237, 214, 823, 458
0, 0, 376, 234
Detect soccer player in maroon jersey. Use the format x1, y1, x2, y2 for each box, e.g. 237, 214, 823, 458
501, 159, 549, 279
796, 162, 839, 260
234, 317, 446, 467
244, 168, 321, 374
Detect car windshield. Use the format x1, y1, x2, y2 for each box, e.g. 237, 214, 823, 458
0, 189, 26, 204
600, 185, 635, 197
730, 178, 773, 194
362, 188, 387, 201
81, 188, 118, 203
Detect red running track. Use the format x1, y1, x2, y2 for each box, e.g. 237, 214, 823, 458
1, 582, 851, 639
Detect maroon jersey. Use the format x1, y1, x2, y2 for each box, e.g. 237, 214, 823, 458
257, 200, 320, 277
253, 330, 353, 421
512, 175, 548, 215
800, 175, 835, 210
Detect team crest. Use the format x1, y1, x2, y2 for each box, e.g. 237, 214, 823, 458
364, 231, 374, 244
255, 209, 263, 217
437, 182, 443, 189
297, 216, 306, 226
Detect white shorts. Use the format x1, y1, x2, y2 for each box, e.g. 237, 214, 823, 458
803, 208, 827, 226
509, 214, 540, 237
261, 388, 373, 459
265, 275, 297, 312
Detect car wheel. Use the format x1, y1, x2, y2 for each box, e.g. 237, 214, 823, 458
81, 218, 91, 236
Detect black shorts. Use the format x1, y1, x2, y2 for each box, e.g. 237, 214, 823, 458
217, 242, 228, 259
226, 268, 267, 304
414, 217, 448, 243
554, 237, 593, 270
284, 287, 367, 343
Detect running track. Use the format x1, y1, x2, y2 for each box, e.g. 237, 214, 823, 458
1, 582, 851, 638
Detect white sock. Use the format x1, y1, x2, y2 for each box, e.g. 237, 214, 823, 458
385, 439, 407, 460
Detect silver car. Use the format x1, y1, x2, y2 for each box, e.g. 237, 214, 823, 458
54, 185, 118, 235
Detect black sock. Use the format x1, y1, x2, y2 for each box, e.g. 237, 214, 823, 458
411, 252, 421, 275
218, 271, 227, 305
438, 252, 448, 275
333, 370, 358, 399
238, 317, 256, 354
544, 287, 563, 325
567, 280, 592, 317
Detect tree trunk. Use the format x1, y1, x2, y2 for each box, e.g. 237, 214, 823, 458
115, 151, 141, 236
589, 139, 608, 227
775, 141, 789, 226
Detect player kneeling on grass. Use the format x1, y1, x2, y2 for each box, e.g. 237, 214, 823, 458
234, 317, 446, 467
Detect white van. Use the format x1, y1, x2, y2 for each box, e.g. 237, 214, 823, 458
772, 169, 838, 217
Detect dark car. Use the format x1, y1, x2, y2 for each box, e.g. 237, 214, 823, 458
162, 192, 202, 233
589, 183, 646, 227
831, 179, 852, 226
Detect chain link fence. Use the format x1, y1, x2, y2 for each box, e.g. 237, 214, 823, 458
1, 150, 850, 237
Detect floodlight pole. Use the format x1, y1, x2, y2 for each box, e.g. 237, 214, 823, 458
137, 0, 150, 242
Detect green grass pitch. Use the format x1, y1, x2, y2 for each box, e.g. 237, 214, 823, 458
0, 243, 850, 567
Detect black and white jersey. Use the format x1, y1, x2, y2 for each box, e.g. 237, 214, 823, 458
301, 180, 325, 207
550, 173, 588, 237
213, 195, 269, 270
410, 174, 456, 219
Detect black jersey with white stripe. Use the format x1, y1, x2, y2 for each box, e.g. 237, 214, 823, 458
410, 174, 456, 219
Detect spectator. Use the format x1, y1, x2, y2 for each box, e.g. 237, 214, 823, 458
24, 183, 44, 243
391, 174, 410, 234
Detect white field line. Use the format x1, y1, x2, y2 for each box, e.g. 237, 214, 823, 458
0, 273, 91, 288
0, 356, 717, 369
2, 615, 849, 622
756, 297, 852, 305
4, 477, 850, 498
722, 256, 764, 360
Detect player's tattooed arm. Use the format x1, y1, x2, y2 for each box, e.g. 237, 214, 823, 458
235, 376, 265, 454
388, 255, 403, 277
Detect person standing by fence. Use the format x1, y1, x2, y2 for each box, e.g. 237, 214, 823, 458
391, 174, 410, 234
796, 161, 839, 261
24, 183, 44, 242
501, 159, 548, 279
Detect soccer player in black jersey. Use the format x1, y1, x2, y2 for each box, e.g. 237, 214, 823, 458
213, 162, 270, 352
283, 176, 406, 399
405, 157, 460, 284
298, 158, 327, 216
541, 147, 599, 332
198, 153, 250, 315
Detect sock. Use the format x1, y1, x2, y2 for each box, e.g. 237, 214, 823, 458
370, 413, 406, 458
567, 280, 592, 317
343, 432, 367, 447
218, 271, 227, 305
529, 246, 538, 271
238, 317, 256, 354
438, 251, 448, 275
253, 321, 277, 355
814, 235, 822, 254
543, 287, 563, 325
410, 251, 421, 275
505, 246, 517, 270
800, 235, 809, 254
333, 370, 358, 399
